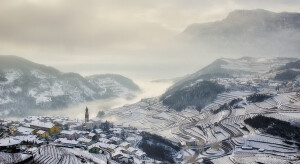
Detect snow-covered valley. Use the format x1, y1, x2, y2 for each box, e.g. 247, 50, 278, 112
1, 56, 300, 163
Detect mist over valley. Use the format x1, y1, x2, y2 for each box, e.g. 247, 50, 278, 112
1, 1, 300, 163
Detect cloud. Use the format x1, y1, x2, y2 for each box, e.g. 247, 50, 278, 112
0, 0, 299, 80
0, 0, 173, 52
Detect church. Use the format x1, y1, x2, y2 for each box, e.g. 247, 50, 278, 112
85, 106, 89, 124
82, 106, 102, 130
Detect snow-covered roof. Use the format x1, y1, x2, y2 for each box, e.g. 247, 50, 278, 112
53, 118, 63, 123
126, 137, 135, 141
88, 142, 117, 150
110, 136, 121, 142
55, 138, 78, 145
0, 138, 21, 146
112, 147, 130, 158
110, 128, 122, 133
60, 130, 78, 135
112, 151, 125, 158
99, 138, 110, 143
88, 132, 96, 137
75, 130, 89, 134
114, 147, 125, 152
69, 123, 82, 129
111, 128, 122, 134
176, 154, 183, 159
120, 142, 130, 147
77, 137, 91, 143
13, 135, 43, 144
127, 147, 136, 153
37, 130, 46, 134
17, 126, 34, 135
30, 121, 54, 129
23, 123, 31, 128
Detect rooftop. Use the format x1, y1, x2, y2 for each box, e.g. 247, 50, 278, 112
30, 121, 54, 129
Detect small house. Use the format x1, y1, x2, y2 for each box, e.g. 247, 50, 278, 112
120, 142, 130, 149
36, 130, 49, 138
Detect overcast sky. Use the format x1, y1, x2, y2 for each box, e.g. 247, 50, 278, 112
0, 0, 300, 80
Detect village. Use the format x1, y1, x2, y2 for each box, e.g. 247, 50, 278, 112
0, 107, 162, 164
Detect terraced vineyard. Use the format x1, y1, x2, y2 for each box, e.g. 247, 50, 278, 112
103, 90, 300, 163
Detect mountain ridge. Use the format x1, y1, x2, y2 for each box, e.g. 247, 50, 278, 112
160, 57, 298, 112
184, 9, 300, 35
182, 9, 300, 57
0, 55, 140, 117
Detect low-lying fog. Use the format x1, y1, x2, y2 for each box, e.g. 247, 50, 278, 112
35, 81, 172, 120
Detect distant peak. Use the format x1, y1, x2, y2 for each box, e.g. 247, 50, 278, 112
225, 9, 275, 20
239, 56, 256, 60
0, 55, 32, 62
229, 9, 272, 15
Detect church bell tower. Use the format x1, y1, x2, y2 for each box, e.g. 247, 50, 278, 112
85, 106, 89, 123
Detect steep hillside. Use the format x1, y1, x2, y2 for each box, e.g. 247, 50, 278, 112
161, 57, 295, 111
161, 81, 225, 111
0, 55, 140, 117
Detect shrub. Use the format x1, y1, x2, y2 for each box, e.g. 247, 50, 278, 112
89, 147, 100, 154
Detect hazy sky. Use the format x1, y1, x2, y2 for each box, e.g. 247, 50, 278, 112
0, 0, 300, 80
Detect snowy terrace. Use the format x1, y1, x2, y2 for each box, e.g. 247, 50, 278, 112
102, 98, 196, 141
33, 145, 89, 164
0, 152, 31, 164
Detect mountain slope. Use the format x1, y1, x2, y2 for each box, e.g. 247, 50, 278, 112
86, 74, 140, 98
185, 9, 300, 35
161, 57, 296, 111
161, 81, 225, 111
0, 55, 140, 117
168, 57, 295, 91
274, 60, 300, 80
182, 9, 300, 57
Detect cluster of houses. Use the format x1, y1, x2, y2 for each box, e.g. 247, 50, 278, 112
0, 110, 155, 164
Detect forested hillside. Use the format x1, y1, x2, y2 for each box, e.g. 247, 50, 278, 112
161, 81, 225, 111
